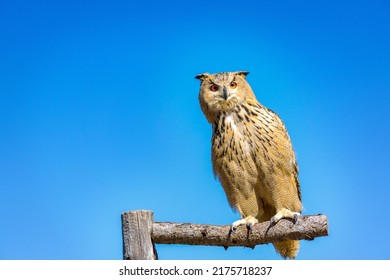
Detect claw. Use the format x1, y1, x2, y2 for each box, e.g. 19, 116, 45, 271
269, 216, 278, 227
246, 220, 256, 232
293, 213, 299, 224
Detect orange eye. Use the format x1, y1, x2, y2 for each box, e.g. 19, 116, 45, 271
210, 84, 219, 92
230, 81, 237, 89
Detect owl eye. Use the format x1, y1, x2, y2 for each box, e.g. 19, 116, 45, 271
210, 84, 219, 92
230, 81, 237, 89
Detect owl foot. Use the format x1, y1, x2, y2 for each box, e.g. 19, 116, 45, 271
270, 209, 301, 226
230, 216, 258, 233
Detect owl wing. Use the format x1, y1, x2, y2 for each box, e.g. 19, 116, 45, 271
247, 100, 302, 204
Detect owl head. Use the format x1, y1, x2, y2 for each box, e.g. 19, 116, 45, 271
196, 71, 255, 123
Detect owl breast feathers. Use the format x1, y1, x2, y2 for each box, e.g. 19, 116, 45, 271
196, 71, 302, 259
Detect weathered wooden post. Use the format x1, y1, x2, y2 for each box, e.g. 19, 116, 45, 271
121, 210, 158, 260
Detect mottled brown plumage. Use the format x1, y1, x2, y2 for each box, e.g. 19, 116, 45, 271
196, 71, 302, 259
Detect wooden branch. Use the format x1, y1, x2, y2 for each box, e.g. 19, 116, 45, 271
152, 214, 328, 248
121, 210, 158, 260
121, 210, 328, 259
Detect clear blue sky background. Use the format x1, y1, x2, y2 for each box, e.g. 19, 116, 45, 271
1, 0, 389, 260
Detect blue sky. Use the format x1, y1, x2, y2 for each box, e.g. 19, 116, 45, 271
0, 0, 389, 260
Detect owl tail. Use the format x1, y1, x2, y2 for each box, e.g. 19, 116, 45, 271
273, 240, 300, 259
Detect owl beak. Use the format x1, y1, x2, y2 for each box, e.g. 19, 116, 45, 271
222, 86, 228, 100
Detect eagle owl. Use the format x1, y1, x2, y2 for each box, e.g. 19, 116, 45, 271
196, 71, 302, 259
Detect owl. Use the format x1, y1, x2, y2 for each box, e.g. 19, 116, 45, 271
196, 71, 302, 259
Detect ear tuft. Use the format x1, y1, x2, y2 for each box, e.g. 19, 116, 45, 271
195, 73, 210, 81
236, 71, 249, 79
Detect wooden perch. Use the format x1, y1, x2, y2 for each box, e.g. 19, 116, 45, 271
153, 214, 327, 247
122, 210, 328, 260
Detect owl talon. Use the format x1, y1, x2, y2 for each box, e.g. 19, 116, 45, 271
231, 216, 258, 232
270, 209, 301, 226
